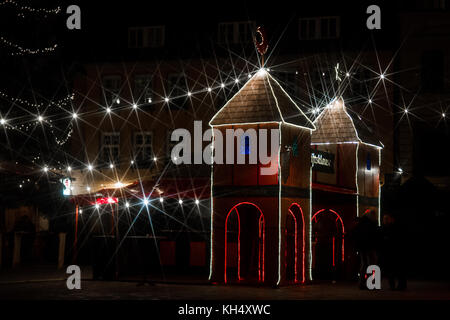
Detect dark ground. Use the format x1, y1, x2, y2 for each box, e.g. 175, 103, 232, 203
0, 266, 448, 300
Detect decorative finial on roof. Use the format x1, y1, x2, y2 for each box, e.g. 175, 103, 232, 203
254, 26, 268, 67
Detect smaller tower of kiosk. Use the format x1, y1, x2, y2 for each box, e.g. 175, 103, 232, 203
310, 97, 383, 280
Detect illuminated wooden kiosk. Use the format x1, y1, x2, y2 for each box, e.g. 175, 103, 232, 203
310, 97, 382, 281
209, 69, 382, 286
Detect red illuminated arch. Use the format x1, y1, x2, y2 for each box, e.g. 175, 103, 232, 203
287, 203, 305, 283
224, 202, 265, 283
311, 209, 345, 262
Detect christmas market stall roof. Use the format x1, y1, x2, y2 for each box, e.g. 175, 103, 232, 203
209, 69, 315, 130
311, 97, 383, 148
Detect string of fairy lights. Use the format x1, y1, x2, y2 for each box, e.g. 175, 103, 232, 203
0, 0, 61, 18
2, 66, 448, 151
0, 36, 58, 56
0, 1, 60, 55
2, 60, 449, 200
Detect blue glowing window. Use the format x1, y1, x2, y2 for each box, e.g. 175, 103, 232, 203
366, 153, 372, 171
240, 135, 251, 155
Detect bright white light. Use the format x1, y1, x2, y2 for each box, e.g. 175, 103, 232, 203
220, 83, 225, 88
159, 197, 164, 203
143, 198, 149, 206
398, 168, 403, 174
368, 99, 372, 104
87, 164, 93, 171
43, 166, 48, 172
147, 98, 152, 103
72, 113, 78, 119
178, 199, 183, 205
19, 184, 22, 188
173, 156, 177, 161
0, 118, 5, 125
195, 199, 200, 205
187, 91, 192, 97
346, 72, 350, 77
95, 204, 100, 209
442, 113, 446, 118
67, 166, 72, 172
322, 72, 325, 76
132, 103, 137, 109
130, 160, 134, 165
86, 186, 91, 192
116, 98, 120, 104
109, 163, 114, 169
207, 87, 212, 92
79, 209, 83, 214
234, 79, 239, 83
125, 202, 130, 208
380, 74, 385, 79
106, 107, 111, 113
114, 182, 124, 188
266, 68, 270, 72
404, 109, 409, 114
153, 157, 157, 162
248, 74, 252, 78
257, 68, 267, 76
38, 115, 43, 122
164, 97, 169, 103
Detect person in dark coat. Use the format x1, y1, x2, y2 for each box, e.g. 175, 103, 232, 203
350, 211, 380, 289
380, 213, 407, 290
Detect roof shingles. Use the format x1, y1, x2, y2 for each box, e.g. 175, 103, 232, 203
210, 71, 314, 129
311, 98, 382, 147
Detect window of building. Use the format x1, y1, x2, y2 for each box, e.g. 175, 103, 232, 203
166, 73, 188, 109
102, 76, 121, 105
421, 51, 444, 92
299, 16, 340, 40
423, 0, 447, 9
366, 153, 372, 171
134, 75, 152, 104
240, 135, 251, 155
128, 26, 165, 48
100, 132, 120, 167
218, 21, 256, 44
133, 132, 153, 167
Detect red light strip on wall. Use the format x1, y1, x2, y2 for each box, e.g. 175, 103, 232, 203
259, 214, 265, 282
332, 236, 335, 267
224, 202, 265, 283
311, 209, 345, 262
289, 203, 305, 283
287, 209, 298, 283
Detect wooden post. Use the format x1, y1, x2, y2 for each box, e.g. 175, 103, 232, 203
0, 233, 3, 268
73, 205, 79, 263
114, 205, 119, 279
58, 232, 66, 269
12, 232, 22, 267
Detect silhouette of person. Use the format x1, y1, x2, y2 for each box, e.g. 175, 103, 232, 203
380, 213, 407, 290
351, 211, 379, 289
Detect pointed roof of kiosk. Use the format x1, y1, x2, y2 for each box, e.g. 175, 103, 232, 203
209, 69, 315, 130
311, 97, 383, 148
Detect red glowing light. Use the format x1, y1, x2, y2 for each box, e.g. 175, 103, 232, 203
312, 209, 345, 263
289, 203, 305, 283
94, 197, 118, 205
332, 236, 335, 267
